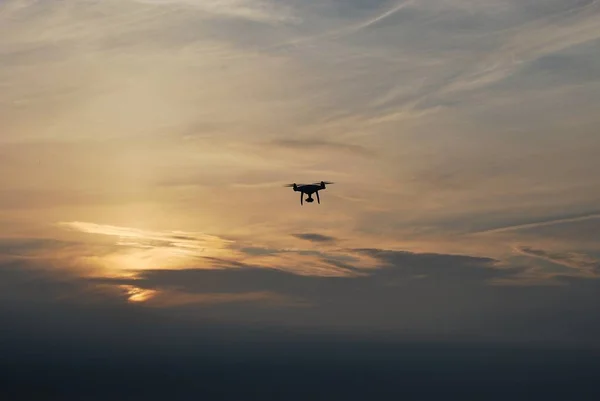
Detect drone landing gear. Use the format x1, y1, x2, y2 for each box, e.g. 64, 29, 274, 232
300, 191, 320, 205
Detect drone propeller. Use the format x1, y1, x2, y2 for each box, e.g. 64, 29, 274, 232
313, 181, 335, 185
283, 184, 296, 187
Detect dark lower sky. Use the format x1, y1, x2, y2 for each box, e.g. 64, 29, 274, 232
2, 255, 600, 400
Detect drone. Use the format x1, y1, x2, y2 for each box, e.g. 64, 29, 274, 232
284, 181, 335, 205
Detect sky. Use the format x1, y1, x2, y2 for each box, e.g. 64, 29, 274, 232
2, 0, 600, 361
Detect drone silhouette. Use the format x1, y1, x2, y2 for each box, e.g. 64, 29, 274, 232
284, 181, 334, 205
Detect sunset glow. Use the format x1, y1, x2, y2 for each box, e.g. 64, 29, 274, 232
1, 0, 599, 346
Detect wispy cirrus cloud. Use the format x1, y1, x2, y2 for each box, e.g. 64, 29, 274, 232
57, 221, 234, 262
130, 0, 301, 24
58, 221, 232, 252
269, 139, 376, 157
515, 246, 599, 277
435, 0, 600, 100
470, 212, 600, 236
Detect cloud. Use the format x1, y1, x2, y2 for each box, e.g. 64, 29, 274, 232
56, 221, 367, 278
268, 139, 376, 157
515, 246, 599, 276
0, 237, 77, 257
268, 0, 415, 48
48, 221, 247, 279
352, 248, 518, 283
90, 247, 523, 301
292, 233, 337, 243
130, 0, 301, 24
206, 253, 365, 277
3, 257, 600, 400
0, 258, 125, 305
425, 0, 600, 96
471, 212, 600, 235
121, 284, 302, 307
74, 245, 600, 349
466, 212, 600, 252
58, 221, 232, 254
349, 0, 414, 33
238, 247, 283, 256
2, 239, 600, 363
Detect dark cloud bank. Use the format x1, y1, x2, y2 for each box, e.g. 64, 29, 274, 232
1, 246, 600, 400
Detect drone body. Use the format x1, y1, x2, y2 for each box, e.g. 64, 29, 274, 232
284, 181, 334, 205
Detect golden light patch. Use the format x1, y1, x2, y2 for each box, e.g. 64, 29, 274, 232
121, 285, 157, 303
57, 221, 239, 276
58, 221, 232, 249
